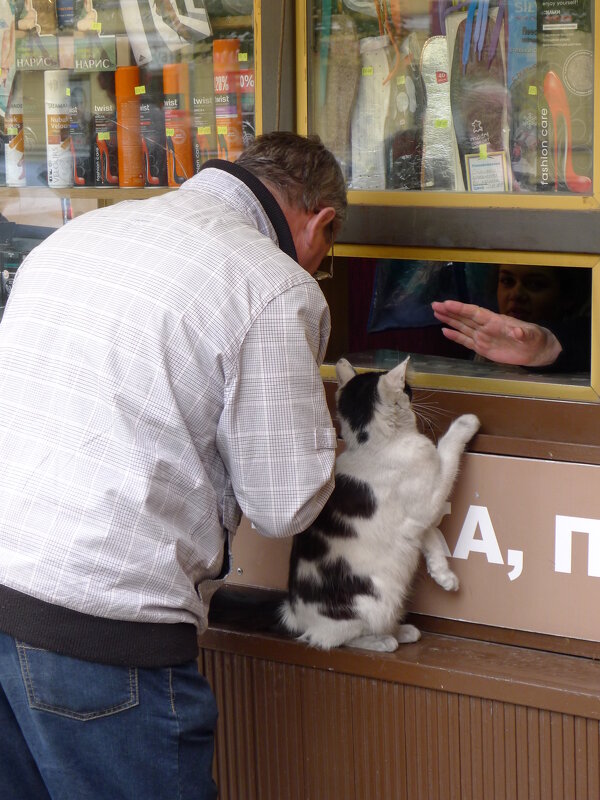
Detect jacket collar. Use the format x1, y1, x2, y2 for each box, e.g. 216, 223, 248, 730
198, 159, 298, 263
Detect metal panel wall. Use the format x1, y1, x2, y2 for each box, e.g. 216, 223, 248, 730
201, 647, 600, 800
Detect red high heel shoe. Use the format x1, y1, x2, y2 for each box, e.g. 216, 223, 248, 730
543, 70, 592, 194
96, 135, 119, 185
141, 137, 160, 185
70, 138, 86, 186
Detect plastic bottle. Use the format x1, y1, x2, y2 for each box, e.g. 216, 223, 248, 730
5, 75, 26, 187
44, 69, 73, 188
212, 38, 244, 162
162, 62, 193, 187
115, 65, 144, 187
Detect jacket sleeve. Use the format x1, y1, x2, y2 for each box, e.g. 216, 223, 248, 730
216, 281, 337, 538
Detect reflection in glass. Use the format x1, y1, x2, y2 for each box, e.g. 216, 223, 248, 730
309, 0, 593, 195
2, 1, 255, 190
321, 258, 591, 379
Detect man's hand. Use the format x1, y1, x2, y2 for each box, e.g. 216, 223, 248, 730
431, 300, 563, 367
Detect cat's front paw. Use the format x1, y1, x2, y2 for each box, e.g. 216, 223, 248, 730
434, 569, 459, 592
453, 413, 480, 442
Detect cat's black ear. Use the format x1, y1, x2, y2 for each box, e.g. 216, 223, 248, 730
381, 357, 410, 395
336, 358, 357, 388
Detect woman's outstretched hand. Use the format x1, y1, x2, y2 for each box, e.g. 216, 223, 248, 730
431, 300, 563, 367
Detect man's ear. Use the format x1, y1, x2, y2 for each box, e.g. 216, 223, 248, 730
306, 206, 336, 247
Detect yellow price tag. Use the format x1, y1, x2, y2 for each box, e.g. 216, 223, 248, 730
217, 125, 228, 135
91, 21, 101, 31
197, 126, 211, 135
396, 75, 406, 85
238, 52, 248, 62
362, 66, 374, 76
7, 127, 18, 135
434, 119, 449, 128
66, 87, 71, 96
166, 128, 175, 137
98, 131, 110, 141
479, 144, 488, 159
135, 85, 145, 95
528, 85, 538, 95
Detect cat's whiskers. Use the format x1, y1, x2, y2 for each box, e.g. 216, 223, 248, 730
413, 407, 438, 440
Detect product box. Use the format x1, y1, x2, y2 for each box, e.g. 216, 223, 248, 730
138, 66, 167, 186
15, 32, 60, 70
536, 0, 593, 193
73, 32, 117, 72
69, 74, 93, 186
190, 46, 218, 173
90, 71, 119, 186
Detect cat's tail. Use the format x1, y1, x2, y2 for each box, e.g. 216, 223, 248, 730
208, 585, 289, 635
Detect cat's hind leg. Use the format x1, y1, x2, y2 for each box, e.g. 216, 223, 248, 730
344, 633, 399, 652
394, 623, 421, 644
422, 526, 459, 591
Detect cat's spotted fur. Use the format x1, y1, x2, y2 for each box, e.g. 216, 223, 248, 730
280, 357, 479, 652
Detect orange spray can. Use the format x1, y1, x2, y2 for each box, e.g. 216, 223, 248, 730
162, 62, 193, 186
115, 65, 144, 187
212, 38, 244, 162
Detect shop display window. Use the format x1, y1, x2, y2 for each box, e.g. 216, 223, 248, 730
0, 0, 256, 205
305, 0, 594, 197
320, 251, 598, 400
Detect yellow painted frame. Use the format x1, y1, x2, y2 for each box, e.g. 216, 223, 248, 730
297, 0, 600, 211
253, 1, 263, 136
320, 246, 600, 402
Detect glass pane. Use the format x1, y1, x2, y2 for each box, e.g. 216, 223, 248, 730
321, 257, 592, 385
0, 0, 255, 191
308, 0, 593, 195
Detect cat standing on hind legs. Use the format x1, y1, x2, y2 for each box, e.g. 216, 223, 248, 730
280, 356, 479, 653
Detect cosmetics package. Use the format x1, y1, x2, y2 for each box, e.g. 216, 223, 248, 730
15, 31, 60, 70
56, 0, 76, 29
89, 0, 126, 35
189, 46, 217, 172
5, 75, 25, 187
21, 71, 48, 185
384, 33, 425, 191
537, 0, 592, 193
69, 74, 93, 185
73, 31, 117, 71
115, 64, 144, 186
91, 71, 119, 185
237, 38, 255, 147
139, 66, 167, 186
24, 0, 58, 34
0, 0, 16, 119
163, 61, 193, 186
313, 12, 359, 182
447, 8, 510, 192
44, 69, 73, 187
212, 37, 244, 162
350, 35, 393, 190
420, 35, 456, 191
5, 74, 26, 187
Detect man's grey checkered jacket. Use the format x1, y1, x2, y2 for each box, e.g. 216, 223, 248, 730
0, 162, 337, 666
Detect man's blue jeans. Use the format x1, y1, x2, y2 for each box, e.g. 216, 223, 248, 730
0, 631, 218, 800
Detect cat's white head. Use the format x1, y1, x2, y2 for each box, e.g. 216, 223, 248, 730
335, 357, 415, 447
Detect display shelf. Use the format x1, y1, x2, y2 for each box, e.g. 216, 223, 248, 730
298, 0, 599, 212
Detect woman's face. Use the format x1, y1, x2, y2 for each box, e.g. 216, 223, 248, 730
496, 264, 563, 323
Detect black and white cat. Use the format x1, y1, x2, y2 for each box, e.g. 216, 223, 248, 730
280, 357, 479, 652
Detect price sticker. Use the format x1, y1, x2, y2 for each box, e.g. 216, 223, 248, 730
362, 66, 374, 76
479, 144, 488, 159
98, 131, 110, 141
135, 85, 145, 95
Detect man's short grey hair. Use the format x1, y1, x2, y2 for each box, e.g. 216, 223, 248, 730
236, 132, 348, 227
